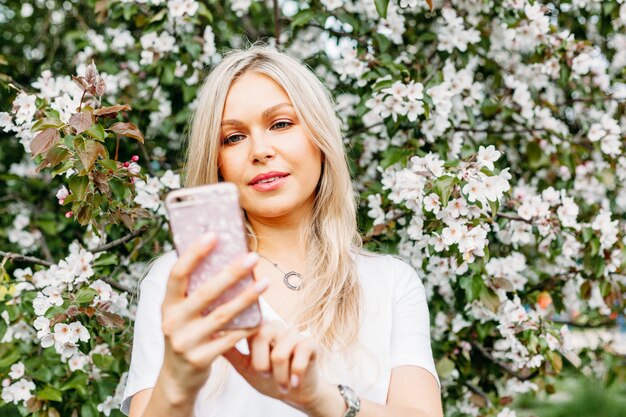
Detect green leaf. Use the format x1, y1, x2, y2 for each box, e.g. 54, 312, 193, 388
69, 175, 90, 200
373, 33, 391, 54
381, 146, 411, 169
37, 385, 63, 402
581, 227, 594, 242
434, 176, 455, 207
110, 178, 130, 200
161, 61, 175, 85
30, 366, 53, 383
590, 237, 600, 257
526, 141, 543, 169
32, 118, 64, 132
85, 123, 105, 141
0, 349, 21, 368
374, 0, 390, 18
435, 357, 456, 379
559, 63, 571, 87
60, 372, 89, 396
290, 8, 316, 29
92, 353, 115, 370
74, 287, 97, 304
488, 199, 499, 216
93, 252, 118, 267
480, 286, 500, 312
100, 159, 118, 172
464, 106, 476, 128
0, 319, 7, 342
372, 79, 393, 92
197, 2, 213, 21
81, 403, 98, 417
460, 275, 484, 302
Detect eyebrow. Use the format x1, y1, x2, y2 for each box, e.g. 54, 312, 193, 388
221, 103, 294, 127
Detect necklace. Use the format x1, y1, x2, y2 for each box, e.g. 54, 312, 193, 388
258, 254, 304, 291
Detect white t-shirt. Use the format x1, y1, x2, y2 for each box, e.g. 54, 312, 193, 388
121, 251, 439, 416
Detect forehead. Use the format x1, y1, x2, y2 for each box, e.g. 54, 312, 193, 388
222, 72, 292, 118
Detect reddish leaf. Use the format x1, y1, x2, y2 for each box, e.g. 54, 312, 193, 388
30, 128, 60, 157
93, 104, 131, 117
66, 305, 81, 317
85, 62, 98, 86
96, 311, 125, 328
95, 74, 106, 96
71, 75, 89, 91
69, 112, 92, 134
110, 122, 145, 143
426, 0, 433, 11
91, 170, 110, 195
76, 204, 91, 225
45, 146, 69, 167
50, 313, 68, 326
79, 306, 96, 318
75, 139, 107, 172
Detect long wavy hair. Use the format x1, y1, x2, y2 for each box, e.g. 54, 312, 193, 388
183, 42, 363, 362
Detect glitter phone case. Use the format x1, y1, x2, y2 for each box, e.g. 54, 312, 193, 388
164, 183, 262, 330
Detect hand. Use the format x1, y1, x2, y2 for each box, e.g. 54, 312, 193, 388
223, 321, 325, 413
158, 233, 268, 403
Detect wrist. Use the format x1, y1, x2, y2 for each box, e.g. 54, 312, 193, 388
305, 383, 347, 417
155, 367, 200, 410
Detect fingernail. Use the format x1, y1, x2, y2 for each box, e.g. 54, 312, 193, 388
242, 252, 259, 268
260, 370, 271, 378
201, 232, 216, 246
278, 384, 289, 394
254, 277, 269, 293
290, 374, 299, 389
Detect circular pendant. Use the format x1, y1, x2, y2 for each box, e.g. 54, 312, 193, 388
284, 271, 303, 291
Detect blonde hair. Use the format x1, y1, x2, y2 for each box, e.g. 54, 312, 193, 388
183, 42, 363, 354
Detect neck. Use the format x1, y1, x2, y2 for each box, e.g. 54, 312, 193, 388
246, 213, 309, 264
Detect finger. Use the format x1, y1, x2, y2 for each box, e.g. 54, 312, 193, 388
289, 340, 317, 389
186, 328, 256, 369
249, 321, 284, 375
164, 232, 218, 305
222, 345, 251, 374
183, 251, 261, 316
270, 328, 302, 391
170, 277, 268, 354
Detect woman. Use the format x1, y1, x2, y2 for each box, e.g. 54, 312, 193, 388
121, 43, 442, 417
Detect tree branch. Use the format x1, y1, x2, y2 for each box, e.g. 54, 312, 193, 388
273, 0, 280, 46
495, 211, 533, 224
0, 251, 53, 267
471, 341, 539, 381
464, 381, 493, 408
92, 225, 150, 253
101, 277, 134, 294
552, 318, 617, 329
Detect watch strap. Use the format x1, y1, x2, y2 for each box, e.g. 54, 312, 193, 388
337, 384, 361, 417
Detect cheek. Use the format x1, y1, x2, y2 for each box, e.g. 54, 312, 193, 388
217, 151, 244, 181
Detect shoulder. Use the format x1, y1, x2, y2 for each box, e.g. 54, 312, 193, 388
140, 250, 178, 291
354, 250, 422, 291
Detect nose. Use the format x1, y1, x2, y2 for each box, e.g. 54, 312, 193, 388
249, 132, 276, 164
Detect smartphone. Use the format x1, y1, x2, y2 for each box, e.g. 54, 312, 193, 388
164, 182, 262, 330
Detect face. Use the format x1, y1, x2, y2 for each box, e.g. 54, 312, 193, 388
218, 71, 323, 221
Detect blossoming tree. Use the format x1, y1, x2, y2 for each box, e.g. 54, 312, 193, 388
1, 0, 625, 416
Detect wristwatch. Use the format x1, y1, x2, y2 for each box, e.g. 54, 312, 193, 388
337, 384, 361, 417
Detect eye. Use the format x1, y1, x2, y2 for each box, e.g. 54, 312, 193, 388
271, 120, 293, 130
222, 134, 245, 146
222, 120, 293, 145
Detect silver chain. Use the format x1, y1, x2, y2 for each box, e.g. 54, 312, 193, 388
257, 254, 304, 291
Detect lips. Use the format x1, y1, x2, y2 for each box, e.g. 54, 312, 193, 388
248, 171, 289, 186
